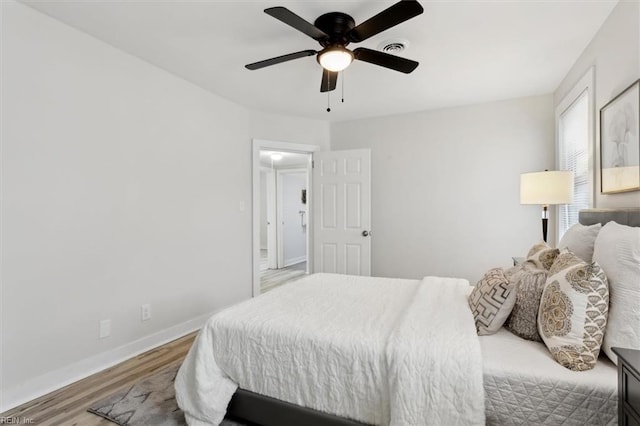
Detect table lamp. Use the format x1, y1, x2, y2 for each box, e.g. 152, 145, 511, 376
520, 170, 574, 242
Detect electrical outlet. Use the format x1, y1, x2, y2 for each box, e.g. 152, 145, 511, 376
141, 304, 151, 322
99, 319, 111, 339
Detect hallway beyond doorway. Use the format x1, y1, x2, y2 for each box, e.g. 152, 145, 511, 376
260, 249, 306, 293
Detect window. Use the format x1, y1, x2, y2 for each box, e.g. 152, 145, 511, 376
556, 69, 594, 240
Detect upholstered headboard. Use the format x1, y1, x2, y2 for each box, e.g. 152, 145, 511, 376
579, 208, 640, 227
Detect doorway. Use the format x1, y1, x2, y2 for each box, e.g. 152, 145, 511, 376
252, 140, 319, 297
260, 156, 309, 292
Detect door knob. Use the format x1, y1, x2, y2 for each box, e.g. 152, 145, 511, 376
362, 230, 370, 237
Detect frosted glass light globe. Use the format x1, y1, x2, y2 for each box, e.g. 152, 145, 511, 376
318, 47, 353, 72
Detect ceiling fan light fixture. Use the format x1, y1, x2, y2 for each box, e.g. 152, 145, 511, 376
318, 46, 354, 72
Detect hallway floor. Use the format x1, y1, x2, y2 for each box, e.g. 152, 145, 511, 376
260, 250, 307, 293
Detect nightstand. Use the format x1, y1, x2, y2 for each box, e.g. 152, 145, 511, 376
612, 347, 640, 426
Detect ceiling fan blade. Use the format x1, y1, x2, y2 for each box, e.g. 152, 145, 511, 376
320, 69, 338, 92
265, 7, 328, 41
353, 47, 419, 73
245, 50, 317, 70
349, 0, 424, 43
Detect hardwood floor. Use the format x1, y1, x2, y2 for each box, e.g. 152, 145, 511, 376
260, 263, 306, 293
259, 249, 307, 293
1, 332, 196, 426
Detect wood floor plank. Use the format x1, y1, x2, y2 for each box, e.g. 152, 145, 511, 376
260, 261, 307, 293
1, 332, 196, 425
16, 348, 180, 418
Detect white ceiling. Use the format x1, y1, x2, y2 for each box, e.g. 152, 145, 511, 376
21, 0, 617, 122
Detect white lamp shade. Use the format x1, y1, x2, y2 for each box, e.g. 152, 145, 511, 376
520, 171, 574, 205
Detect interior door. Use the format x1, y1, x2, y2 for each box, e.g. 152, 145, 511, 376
312, 149, 371, 276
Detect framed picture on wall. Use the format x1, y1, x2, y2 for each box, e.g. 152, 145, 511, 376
600, 79, 640, 194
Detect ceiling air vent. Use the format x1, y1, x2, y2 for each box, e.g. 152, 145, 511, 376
378, 39, 409, 54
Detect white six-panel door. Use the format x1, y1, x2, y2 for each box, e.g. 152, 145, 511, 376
312, 149, 371, 276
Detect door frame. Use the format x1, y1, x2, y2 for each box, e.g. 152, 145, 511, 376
252, 139, 319, 297
260, 167, 277, 270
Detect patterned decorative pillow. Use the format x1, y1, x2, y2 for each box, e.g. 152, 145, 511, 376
526, 241, 560, 270
504, 262, 548, 341
469, 268, 517, 335
538, 250, 609, 371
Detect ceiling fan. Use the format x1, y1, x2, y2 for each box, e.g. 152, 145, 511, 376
245, 0, 424, 93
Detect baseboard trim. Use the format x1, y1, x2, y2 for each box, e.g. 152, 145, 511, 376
284, 256, 306, 268
0, 310, 217, 413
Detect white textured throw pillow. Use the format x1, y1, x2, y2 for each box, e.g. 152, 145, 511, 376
558, 222, 602, 263
593, 221, 640, 365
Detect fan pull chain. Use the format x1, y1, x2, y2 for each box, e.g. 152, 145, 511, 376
326, 89, 331, 112
341, 71, 345, 103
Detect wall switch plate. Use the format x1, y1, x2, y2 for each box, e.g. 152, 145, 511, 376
99, 319, 111, 339
141, 304, 151, 322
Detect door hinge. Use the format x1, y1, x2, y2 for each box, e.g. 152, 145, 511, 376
312, 160, 315, 168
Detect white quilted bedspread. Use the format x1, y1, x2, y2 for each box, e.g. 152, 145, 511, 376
175, 273, 484, 426
481, 328, 617, 426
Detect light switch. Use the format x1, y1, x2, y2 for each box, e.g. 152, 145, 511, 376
99, 319, 111, 339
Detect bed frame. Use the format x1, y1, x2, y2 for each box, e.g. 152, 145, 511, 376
578, 208, 640, 227
227, 389, 368, 426
226, 208, 640, 426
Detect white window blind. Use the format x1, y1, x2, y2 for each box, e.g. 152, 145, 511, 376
558, 90, 590, 238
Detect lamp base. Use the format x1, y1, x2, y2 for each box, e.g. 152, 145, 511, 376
541, 205, 549, 243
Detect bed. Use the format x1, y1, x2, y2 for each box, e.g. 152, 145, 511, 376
481, 328, 617, 425
176, 208, 639, 426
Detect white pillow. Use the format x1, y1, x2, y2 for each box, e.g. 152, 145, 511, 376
558, 222, 602, 262
593, 221, 640, 365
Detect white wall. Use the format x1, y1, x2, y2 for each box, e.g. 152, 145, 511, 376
280, 172, 307, 265
249, 110, 330, 151
0, 1, 322, 411
331, 95, 555, 283
554, 0, 640, 209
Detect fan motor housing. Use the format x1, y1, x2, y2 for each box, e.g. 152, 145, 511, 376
314, 12, 355, 46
